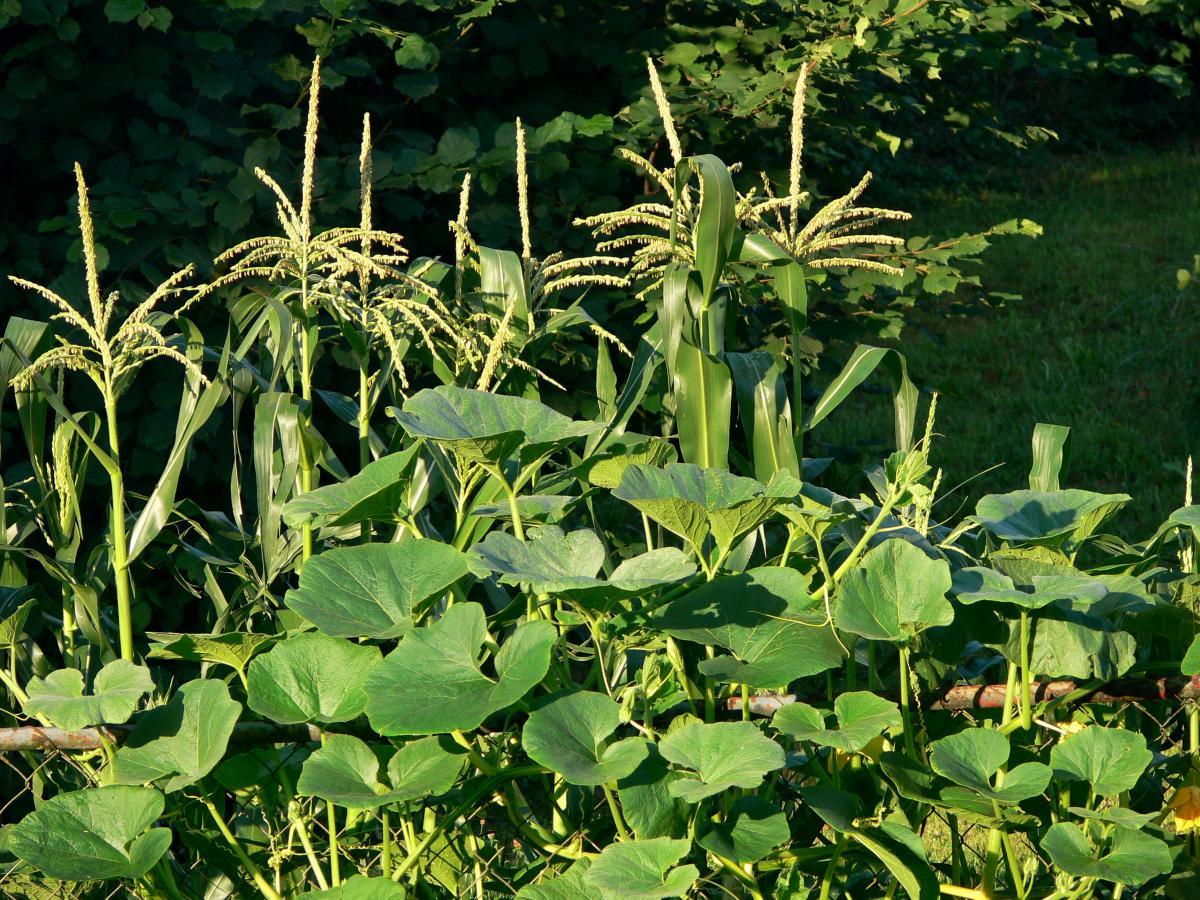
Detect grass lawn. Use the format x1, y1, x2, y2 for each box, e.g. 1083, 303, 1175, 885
812, 144, 1200, 538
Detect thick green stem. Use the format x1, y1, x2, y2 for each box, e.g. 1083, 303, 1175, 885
898, 645, 917, 756
327, 801, 340, 886
103, 390, 134, 661
831, 492, 897, 584
602, 783, 631, 841
380, 807, 393, 878
1019, 611, 1034, 730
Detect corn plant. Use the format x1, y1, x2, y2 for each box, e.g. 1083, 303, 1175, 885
4, 55, 1200, 900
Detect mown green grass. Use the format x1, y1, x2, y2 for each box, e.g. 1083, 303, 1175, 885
813, 144, 1200, 537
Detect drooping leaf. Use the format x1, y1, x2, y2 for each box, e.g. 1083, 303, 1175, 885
584, 837, 699, 899
146, 631, 274, 679
391, 386, 599, 467
8, 785, 171, 881
0, 594, 36, 649
522, 691, 649, 786
929, 729, 1051, 804
297, 734, 464, 809
972, 489, 1130, 545
613, 463, 798, 556
1001, 608, 1136, 680
247, 633, 381, 724
1049, 727, 1151, 797
284, 540, 477, 639
111, 679, 241, 793
773, 691, 901, 753
1029, 422, 1071, 492
365, 602, 555, 735
658, 721, 784, 803
282, 446, 418, 528
834, 539, 953, 643
696, 797, 789, 864
952, 567, 1104, 611
657, 567, 842, 687
23, 660, 152, 730
1042, 823, 1172, 886
618, 748, 691, 840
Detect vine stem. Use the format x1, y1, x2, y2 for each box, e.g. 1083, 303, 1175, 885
602, 783, 631, 841
200, 794, 283, 900
287, 800, 329, 890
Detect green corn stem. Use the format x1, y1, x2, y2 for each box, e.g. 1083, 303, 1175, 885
1019, 610, 1034, 730
602, 783, 631, 841
200, 794, 283, 900
287, 799, 329, 890
102, 390, 134, 661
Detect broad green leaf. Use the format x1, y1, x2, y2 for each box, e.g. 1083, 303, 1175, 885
614, 464, 798, 556
112, 679, 241, 793
23, 660, 152, 730
834, 539, 953, 642
579, 433, 677, 489
657, 567, 842, 687
517, 860, 603, 899
1049, 727, 1151, 796
475, 526, 695, 608
584, 837, 699, 899
297, 734, 464, 809
365, 602, 555, 735
1002, 609, 1136, 679
929, 729, 1050, 804
473, 494, 574, 524
618, 748, 690, 840
1184, 634, 1200, 675
146, 631, 274, 678
696, 797, 789, 864
801, 786, 938, 900
522, 691, 649, 786
952, 567, 1102, 611
305, 876, 406, 898
773, 691, 901, 753
8, 785, 171, 881
391, 386, 598, 467
247, 633, 381, 724
285, 540, 477, 639
282, 446, 418, 528
972, 489, 1130, 545
1068, 807, 1156, 830
658, 721, 784, 803
1042, 823, 1171, 886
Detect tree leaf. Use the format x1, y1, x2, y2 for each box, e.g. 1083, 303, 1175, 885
522, 691, 649, 786
1042, 823, 1171, 886
658, 721, 784, 803
584, 837, 699, 899
834, 539, 953, 642
23, 660, 152, 730
365, 603, 555, 735
247, 633, 381, 724
112, 679, 241, 793
773, 691, 901, 753
1049, 727, 1151, 797
657, 567, 843, 687
284, 540, 477, 639
8, 785, 171, 881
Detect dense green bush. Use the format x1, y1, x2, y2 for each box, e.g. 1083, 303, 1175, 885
3, 49, 1200, 899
